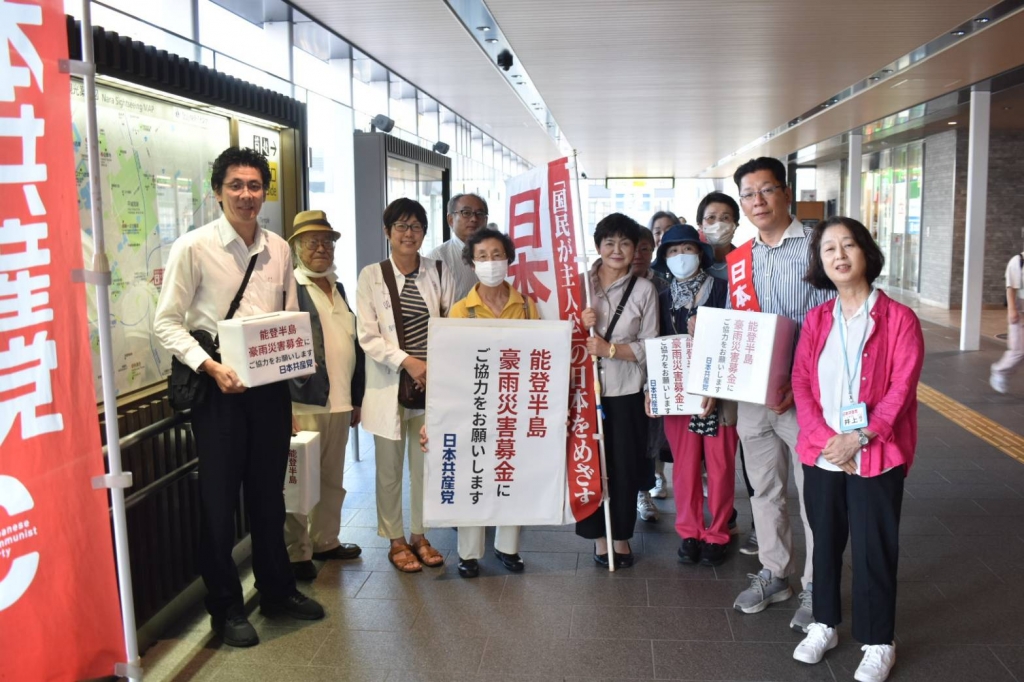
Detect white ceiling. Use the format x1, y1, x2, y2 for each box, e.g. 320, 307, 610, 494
293, 0, 1019, 178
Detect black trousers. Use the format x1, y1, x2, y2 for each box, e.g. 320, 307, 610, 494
577, 392, 649, 541
190, 379, 295, 618
803, 464, 904, 645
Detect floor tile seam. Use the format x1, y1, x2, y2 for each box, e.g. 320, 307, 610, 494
988, 645, 1024, 682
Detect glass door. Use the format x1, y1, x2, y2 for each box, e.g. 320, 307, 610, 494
903, 142, 923, 293
386, 155, 446, 255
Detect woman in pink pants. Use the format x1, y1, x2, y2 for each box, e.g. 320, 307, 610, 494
646, 224, 736, 566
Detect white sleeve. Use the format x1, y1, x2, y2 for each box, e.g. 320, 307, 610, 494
153, 238, 209, 372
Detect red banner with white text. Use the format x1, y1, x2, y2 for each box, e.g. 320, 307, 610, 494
0, 1, 126, 679
505, 158, 602, 522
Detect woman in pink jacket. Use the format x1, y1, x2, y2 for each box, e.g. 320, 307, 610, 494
790, 217, 923, 682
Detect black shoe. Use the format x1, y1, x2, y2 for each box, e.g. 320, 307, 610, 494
312, 543, 362, 561
457, 558, 479, 578
593, 544, 609, 567
700, 542, 727, 567
613, 543, 634, 569
291, 560, 318, 581
677, 538, 701, 564
728, 508, 738, 533
211, 607, 259, 647
260, 591, 325, 620
494, 549, 525, 572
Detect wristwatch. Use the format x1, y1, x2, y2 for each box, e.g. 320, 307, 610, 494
856, 428, 869, 447
607, 343, 617, 360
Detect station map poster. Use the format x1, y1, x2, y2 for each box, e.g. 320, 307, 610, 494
70, 82, 230, 399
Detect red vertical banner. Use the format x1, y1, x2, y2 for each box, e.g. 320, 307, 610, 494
0, 1, 126, 680
505, 158, 601, 522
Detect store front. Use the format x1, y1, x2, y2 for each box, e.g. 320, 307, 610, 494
861, 141, 924, 293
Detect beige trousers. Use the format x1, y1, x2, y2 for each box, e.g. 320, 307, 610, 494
736, 402, 813, 589
284, 411, 352, 562
457, 526, 521, 561
374, 410, 426, 539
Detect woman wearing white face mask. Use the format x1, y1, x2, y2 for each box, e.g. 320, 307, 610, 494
647, 225, 737, 567
696, 192, 741, 282
446, 227, 538, 578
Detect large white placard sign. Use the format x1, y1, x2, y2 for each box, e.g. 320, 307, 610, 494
686, 308, 796, 405
645, 335, 704, 416
424, 318, 572, 527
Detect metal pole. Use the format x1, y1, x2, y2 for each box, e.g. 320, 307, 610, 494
80, 3, 141, 678
570, 152, 615, 572
847, 133, 863, 220
960, 84, 991, 351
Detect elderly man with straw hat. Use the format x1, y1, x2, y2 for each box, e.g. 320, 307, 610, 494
285, 209, 365, 581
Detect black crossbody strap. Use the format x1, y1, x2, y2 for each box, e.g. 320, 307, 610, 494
225, 254, 259, 321
601, 275, 638, 342
379, 260, 407, 350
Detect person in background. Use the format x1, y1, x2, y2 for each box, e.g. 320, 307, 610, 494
286, 210, 365, 582
728, 157, 831, 634
647, 225, 735, 566
632, 227, 669, 520
791, 217, 923, 682
357, 198, 455, 573
649, 210, 681, 248
438, 227, 538, 579
990, 245, 1024, 394
579, 213, 659, 568
696, 192, 757, 555
429, 193, 489, 301
154, 147, 323, 648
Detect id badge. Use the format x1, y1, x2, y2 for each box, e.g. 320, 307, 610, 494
840, 402, 868, 432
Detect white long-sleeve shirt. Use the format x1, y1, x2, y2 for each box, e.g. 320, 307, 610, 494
153, 215, 298, 372
428, 236, 477, 301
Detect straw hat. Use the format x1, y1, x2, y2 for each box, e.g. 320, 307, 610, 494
289, 210, 339, 242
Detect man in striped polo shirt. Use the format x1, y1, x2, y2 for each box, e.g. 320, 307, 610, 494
727, 158, 832, 633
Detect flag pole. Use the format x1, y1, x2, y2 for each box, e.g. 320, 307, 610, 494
78, 2, 141, 678
570, 151, 615, 572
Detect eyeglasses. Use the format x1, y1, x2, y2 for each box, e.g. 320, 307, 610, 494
223, 180, 265, 194
473, 253, 507, 262
454, 209, 488, 220
391, 222, 425, 234
739, 185, 784, 203
301, 236, 337, 250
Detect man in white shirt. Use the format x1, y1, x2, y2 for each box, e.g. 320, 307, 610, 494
154, 147, 324, 648
991, 250, 1024, 393
287, 210, 364, 581
428, 193, 489, 300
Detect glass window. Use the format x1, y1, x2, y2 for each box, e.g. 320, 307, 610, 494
292, 11, 351, 106
66, 1, 199, 59
417, 93, 439, 145
389, 74, 417, 138
213, 53, 291, 96
198, 0, 291, 81
352, 49, 389, 121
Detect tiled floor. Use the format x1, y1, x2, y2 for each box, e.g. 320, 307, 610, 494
137, 317, 1024, 682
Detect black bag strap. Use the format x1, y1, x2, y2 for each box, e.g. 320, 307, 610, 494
226, 254, 259, 321
379, 259, 407, 351
601, 275, 637, 342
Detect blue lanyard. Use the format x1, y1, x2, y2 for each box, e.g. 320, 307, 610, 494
837, 298, 871, 403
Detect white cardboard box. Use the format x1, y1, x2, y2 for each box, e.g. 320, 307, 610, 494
218, 311, 315, 387
645, 335, 704, 416
685, 308, 796, 406
284, 430, 320, 515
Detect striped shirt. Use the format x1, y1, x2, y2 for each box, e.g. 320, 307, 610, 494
400, 269, 430, 360
736, 217, 832, 327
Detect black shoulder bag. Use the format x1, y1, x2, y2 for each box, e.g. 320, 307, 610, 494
168, 254, 259, 411
379, 259, 442, 410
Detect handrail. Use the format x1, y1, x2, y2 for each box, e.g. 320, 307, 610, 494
101, 412, 189, 455
104, 411, 195, 512
123, 458, 198, 511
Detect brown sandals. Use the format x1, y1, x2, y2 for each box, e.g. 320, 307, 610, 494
410, 537, 444, 567
388, 543, 422, 573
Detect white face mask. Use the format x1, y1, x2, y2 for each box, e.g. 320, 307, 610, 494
702, 221, 736, 246
475, 259, 509, 287
667, 253, 701, 280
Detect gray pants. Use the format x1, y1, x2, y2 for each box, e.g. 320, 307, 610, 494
736, 402, 813, 589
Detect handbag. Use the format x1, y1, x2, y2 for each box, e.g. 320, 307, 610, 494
168, 254, 259, 412
379, 258, 442, 410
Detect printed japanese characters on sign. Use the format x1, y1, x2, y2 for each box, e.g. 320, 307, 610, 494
471, 348, 490, 505
441, 434, 456, 504
527, 349, 551, 437
644, 336, 703, 416
218, 311, 315, 387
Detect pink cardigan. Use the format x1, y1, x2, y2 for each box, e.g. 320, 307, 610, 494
792, 290, 924, 476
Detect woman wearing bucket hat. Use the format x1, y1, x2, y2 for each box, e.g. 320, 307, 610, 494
285, 210, 365, 581
646, 225, 737, 567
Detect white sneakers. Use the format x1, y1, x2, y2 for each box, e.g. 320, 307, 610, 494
855, 644, 896, 682
650, 473, 668, 499
793, 623, 837, 664
793, 626, 896, 682
991, 372, 1010, 394
637, 490, 659, 522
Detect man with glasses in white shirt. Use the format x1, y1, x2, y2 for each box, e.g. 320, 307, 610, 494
726, 157, 831, 634
429, 193, 490, 300
154, 147, 324, 648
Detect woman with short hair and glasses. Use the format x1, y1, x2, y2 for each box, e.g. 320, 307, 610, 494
790, 217, 923, 682
357, 198, 455, 573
